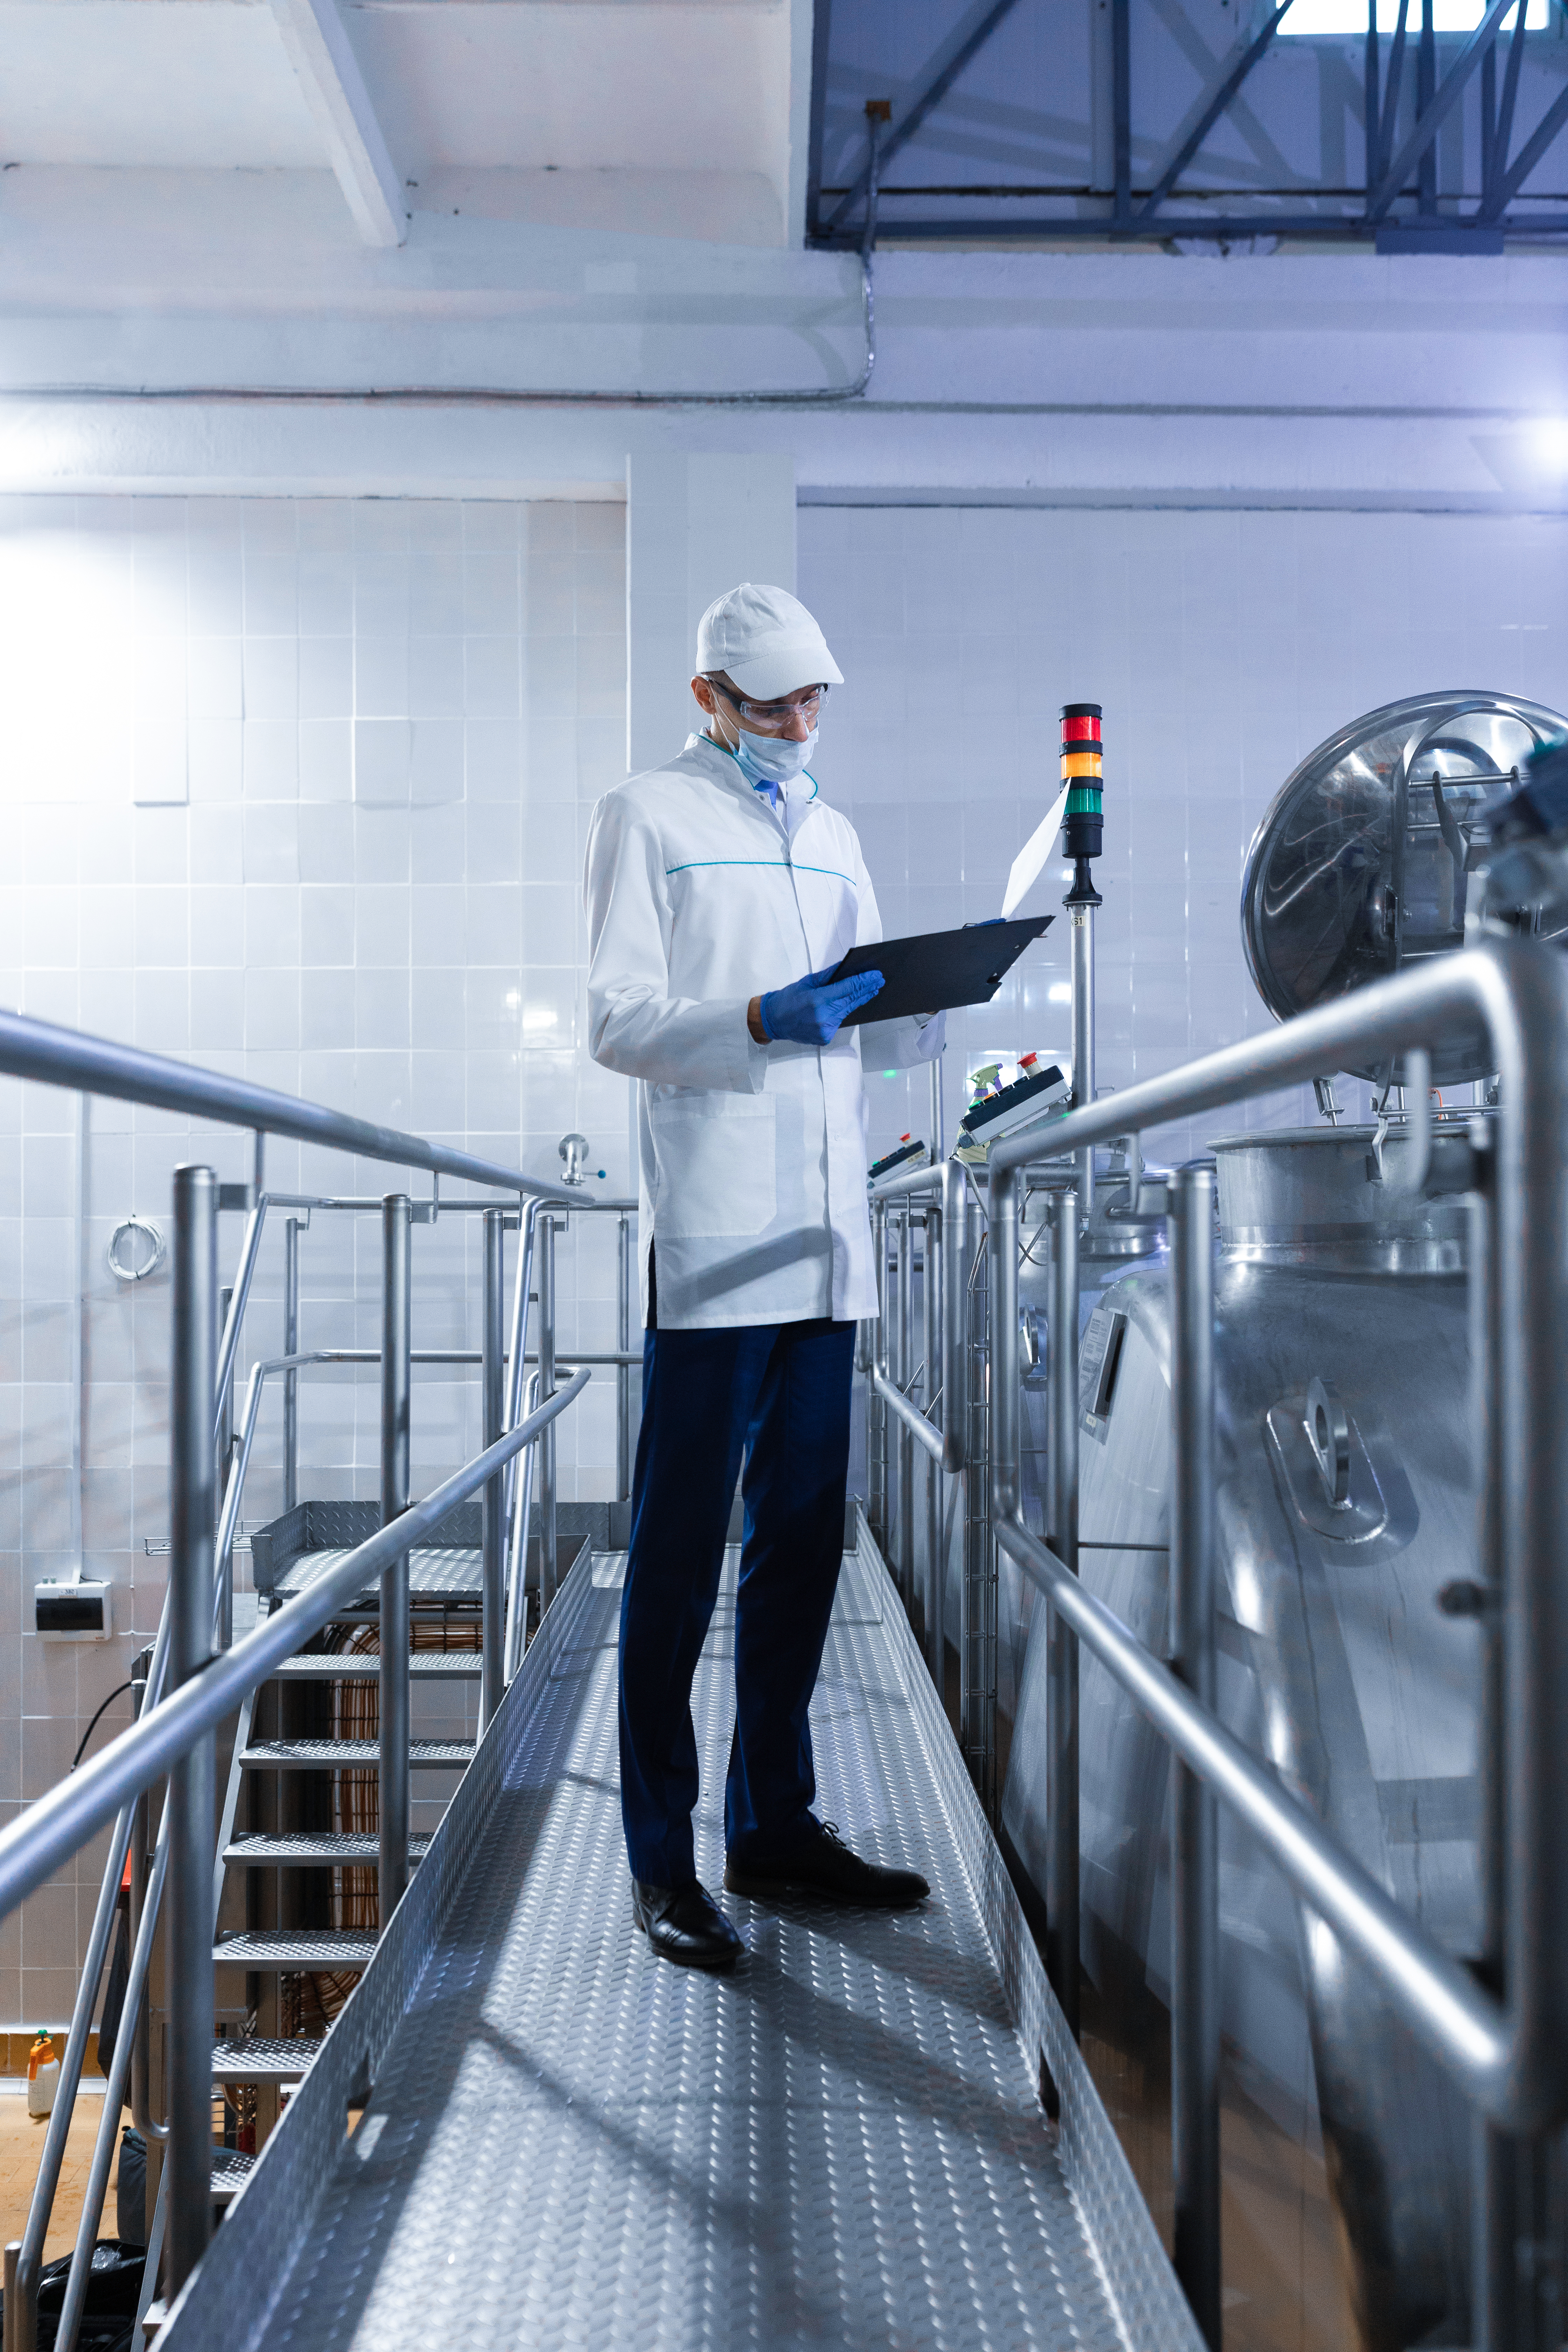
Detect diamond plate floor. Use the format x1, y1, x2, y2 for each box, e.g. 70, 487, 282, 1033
249, 1548, 1152, 2352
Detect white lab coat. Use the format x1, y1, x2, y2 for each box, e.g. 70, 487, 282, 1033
584, 732, 943, 1330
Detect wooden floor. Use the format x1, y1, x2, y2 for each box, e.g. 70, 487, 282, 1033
0, 2089, 114, 2264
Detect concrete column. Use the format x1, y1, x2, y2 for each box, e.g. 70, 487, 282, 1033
625, 450, 797, 775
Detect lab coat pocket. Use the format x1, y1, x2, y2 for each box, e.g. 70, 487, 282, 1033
649, 1094, 777, 1238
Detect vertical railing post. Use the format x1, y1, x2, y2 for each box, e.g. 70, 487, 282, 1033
1169, 1164, 1222, 2346
539, 1211, 558, 1613
896, 1209, 914, 1610
922, 1205, 943, 1682
868, 1200, 888, 1546
961, 1188, 994, 1811
1045, 1190, 1081, 2042
616, 1211, 632, 1502
378, 1194, 412, 1918
167, 1163, 217, 2298
1467, 1127, 1554, 2352
215, 1283, 234, 1651
1071, 904, 1097, 1214
480, 1206, 506, 1732
282, 1215, 301, 1513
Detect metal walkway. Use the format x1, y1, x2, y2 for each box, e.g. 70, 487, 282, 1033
162, 1520, 1197, 2351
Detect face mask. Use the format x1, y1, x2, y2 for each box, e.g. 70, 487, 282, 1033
729, 721, 818, 787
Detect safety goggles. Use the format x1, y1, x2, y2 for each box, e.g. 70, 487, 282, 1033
708, 680, 832, 730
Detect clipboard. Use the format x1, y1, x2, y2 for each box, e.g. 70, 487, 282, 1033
827, 915, 1052, 1026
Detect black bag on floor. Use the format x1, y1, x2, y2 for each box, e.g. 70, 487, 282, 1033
0, 2240, 147, 2351
115, 2126, 146, 2248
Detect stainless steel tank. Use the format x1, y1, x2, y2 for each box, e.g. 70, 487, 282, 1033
998, 692, 1567, 2352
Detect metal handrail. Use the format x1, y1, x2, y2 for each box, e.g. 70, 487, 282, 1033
864, 1158, 968, 1474
0, 1372, 589, 1927
0, 1007, 587, 1206
987, 938, 1568, 2144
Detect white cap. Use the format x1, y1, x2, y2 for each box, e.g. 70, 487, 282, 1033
695, 582, 844, 702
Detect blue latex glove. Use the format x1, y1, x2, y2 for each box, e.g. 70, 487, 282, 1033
759, 965, 884, 1045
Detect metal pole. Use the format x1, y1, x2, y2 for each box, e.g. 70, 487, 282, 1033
378, 1194, 411, 1918
869, 1202, 888, 1544
929, 1049, 944, 1161
1169, 1164, 1222, 2347
1046, 1191, 1081, 2041
896, 1209, 914, 1609
481, 1208, 506, 1731
216, 1283, 233, 1651
616, 1212, 631, 1501
167, 1164, 217, 2298
539, 1212, 558, 1613
922, 1207, 943, 1681
282, 1216, 301, 1513
1071, 905, 1097, 1214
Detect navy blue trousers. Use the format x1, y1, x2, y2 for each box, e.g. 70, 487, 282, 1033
618, 1314, 856, 1888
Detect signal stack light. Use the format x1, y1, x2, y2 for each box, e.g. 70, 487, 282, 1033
1060, 701, 1103, 1212
1060, 702, 1104, 909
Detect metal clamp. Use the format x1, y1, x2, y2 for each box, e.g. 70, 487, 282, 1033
106, 1217, 166, 1285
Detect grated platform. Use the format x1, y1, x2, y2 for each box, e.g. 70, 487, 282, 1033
213, 2037, 324, 2085
224, 1831, 434, 1867
273, 1547, 484, 1606
166, 1528, 1198, 2351
239, 1740, 473, 1770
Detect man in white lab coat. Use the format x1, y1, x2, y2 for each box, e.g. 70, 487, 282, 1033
584, 582, 943, 1971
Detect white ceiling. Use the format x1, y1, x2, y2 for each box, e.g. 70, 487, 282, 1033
0, 0, 796, 239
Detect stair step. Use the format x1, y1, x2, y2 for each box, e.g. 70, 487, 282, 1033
270, 1652, 481, 1680
214, 1928, 379, 1969
224, 1831, 433, 1868
210, 2149, 255, 2206
238, 1738, 474, 1770
212, 2036, 323, 2085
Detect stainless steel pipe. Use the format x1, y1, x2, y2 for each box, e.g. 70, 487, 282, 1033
896, 1210, 914, 1605
167, 1164, 218, 2298
921, 1208, 943, 1678
539, 1213, 558, 1614
379, 1195, 412, 1918
1169, 1166, 1221, 2346
481, 1208, 507, 1731
1045, 1192, 1080, 2043
282, 1215, 301, 1512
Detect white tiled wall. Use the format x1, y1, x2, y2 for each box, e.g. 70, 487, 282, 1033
800, 503, 1568, 1163
0, 494, 629, 2024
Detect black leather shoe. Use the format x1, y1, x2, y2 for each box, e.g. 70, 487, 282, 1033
631, 1878, 743, 1972
724, 1819, 929, 1910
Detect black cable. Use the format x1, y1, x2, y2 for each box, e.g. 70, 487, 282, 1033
70, 1681, 135, 1772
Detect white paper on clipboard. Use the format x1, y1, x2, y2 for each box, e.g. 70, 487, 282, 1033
1001, 782, 1071, 920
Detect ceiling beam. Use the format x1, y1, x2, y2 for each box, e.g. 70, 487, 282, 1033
1366, 0, 1517, 223
820, 0, 1030, 238
1139, 0, 1296, 222
269, 0, 406, 248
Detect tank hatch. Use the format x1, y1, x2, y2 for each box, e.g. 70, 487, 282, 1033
1240, 690, 1566, 1085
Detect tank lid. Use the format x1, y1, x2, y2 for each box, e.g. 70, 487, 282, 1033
1240, 691, 1566, 1086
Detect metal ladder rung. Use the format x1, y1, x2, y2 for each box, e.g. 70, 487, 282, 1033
214, 1929, 378, 1969
212, 2036, 323, 2085
269, 1653, 482, 1680
224, 1831, 433, 1867
210, 2149, 255, 2206
238, 1739, 474, 1770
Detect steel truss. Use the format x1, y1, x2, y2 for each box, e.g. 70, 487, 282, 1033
806, 0, 1568, 251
